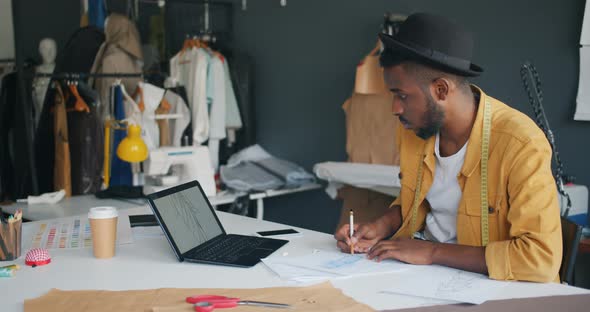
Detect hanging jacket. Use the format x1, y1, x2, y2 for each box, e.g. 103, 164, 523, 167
53, 84, 72, 196
68, 82, 104, 195
90, 13, 143, 121
0, 72, 36, 200
35, 27, 105, 195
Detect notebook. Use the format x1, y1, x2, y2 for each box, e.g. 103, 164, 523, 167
146, 180, 288, 267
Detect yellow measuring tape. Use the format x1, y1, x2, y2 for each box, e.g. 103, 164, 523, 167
410, 97, 492, 246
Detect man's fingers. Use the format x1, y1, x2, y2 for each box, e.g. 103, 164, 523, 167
367, 241, 397, 260
337, 240, 351, 253
334, 224, 350, 240
375, 249, 401, 262
352, 224, 373, 242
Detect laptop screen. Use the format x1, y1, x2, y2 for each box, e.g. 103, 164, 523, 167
151, 184, 223, 254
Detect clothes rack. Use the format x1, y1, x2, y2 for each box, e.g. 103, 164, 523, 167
164, 0, 233, 59
32, 72, 143, 78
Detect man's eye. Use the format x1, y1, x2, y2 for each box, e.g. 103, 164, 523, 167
398, 94, 408, 100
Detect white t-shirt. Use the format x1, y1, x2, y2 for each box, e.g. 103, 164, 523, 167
424, 133, 468, 243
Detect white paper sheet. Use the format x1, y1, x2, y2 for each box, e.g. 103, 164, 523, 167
381, 265, 508, 304
262, 249, 411, 284
261, 259, 341, 284
27, 214, 134, 250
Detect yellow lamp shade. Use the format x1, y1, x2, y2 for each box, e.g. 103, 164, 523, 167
116, 124, 148, 162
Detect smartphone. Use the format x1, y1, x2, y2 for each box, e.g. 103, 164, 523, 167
128, 214, 159, 227
256, 228, 301, 237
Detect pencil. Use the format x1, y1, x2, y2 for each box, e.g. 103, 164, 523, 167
349, 209, 354, 254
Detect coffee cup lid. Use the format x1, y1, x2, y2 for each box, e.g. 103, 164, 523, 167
88, 206, 118, 219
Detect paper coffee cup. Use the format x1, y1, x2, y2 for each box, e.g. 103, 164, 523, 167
88, 206, 118, 259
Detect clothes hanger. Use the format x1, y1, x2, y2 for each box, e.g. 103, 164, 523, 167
119, 82, 142, 121
66, 76, 91, 113
131, 85, 145, 112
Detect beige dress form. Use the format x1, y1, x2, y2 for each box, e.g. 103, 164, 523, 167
336, 42, 401, 229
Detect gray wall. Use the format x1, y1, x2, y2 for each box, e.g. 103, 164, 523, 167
11, 0, 589, 234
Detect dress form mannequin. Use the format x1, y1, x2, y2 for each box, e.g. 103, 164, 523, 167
32, 38, 57, 124
354, 41, 388, 94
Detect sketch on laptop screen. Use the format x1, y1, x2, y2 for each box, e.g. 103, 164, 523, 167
153, 186, 223, 253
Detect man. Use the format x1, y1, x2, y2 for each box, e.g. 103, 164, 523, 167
335, 13, 562, 282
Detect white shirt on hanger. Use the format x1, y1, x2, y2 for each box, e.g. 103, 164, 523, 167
207, 54, 227, 170
136, 82, 165, 149
192, 48, 211, 144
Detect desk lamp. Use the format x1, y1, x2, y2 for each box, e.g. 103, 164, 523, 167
103, 120, 148, 188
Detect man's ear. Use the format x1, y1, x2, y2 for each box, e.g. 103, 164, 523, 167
430, 78, 451, 101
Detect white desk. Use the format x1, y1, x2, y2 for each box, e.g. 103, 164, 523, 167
1, 205, 588, 312
0, 183, 322, 221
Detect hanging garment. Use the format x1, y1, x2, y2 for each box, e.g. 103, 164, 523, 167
0, 72, 36, 201
207, 55, 227, 170
67, 82, 103, 195
133, 82, 165, 149
109, 85, 133, 186
193, 48, 210, 144
223, 60, 243, 145
88, 0, 107, 29
169, 47, 210, 144
90, 13, 143, 121
53, 85, 72, 197
35, 27, 105, 194
163, 89, 191, 146
228, 53, 255, 149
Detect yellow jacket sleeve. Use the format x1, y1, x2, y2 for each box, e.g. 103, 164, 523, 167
485, 134, 562, 282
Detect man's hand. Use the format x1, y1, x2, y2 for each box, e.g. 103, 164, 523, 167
334, 222, 382, 253
334, 205, 403, 254
367, 237, 489, 275
367, 237, 436, 265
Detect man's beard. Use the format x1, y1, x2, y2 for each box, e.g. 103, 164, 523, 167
416, 93, 444, 140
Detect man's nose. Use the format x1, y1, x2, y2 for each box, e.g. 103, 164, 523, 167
392, 99, 403, 115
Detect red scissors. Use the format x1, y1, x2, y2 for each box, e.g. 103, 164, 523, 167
186, 295, 292, 312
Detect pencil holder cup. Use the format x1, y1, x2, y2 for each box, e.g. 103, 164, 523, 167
0, 220, 22, 261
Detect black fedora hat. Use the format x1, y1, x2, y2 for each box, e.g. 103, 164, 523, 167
379, 13, 483, 77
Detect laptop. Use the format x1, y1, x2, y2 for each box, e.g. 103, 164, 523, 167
146, 180, 288, 267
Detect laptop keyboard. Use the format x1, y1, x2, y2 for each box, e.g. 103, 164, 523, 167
189, 235, 264, 262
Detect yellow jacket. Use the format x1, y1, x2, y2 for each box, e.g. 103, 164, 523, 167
391, 86, 562, 282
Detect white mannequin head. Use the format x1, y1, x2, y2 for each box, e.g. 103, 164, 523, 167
39, 38, 57, 65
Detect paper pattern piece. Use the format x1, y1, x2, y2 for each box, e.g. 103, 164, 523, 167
24, 282, 375, 312
29, 215, 133, 250
382, 265, 508, 304
262, 249, 411, 283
